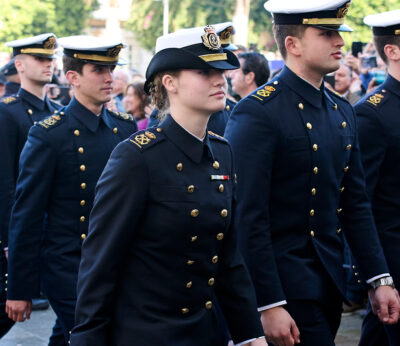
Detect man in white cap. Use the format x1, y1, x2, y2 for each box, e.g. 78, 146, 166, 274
355, 9, 400, 345
0, 33, 62, 342
225, 1, 400, 345
5, 36, 137, 344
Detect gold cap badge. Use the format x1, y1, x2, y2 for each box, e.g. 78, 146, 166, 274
201, 25, 221, 51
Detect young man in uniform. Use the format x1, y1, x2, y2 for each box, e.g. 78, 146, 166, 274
0, 33, 60, 341
356, 10, 400, 345
5, 36, 137, 344
225, 1, 400, 345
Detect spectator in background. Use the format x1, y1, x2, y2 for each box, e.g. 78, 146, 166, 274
112, 69, 130, 111
123, 82, 151, 130
230, 52, 270, 99
334, 63, 361, 105
0, 75, 5, 98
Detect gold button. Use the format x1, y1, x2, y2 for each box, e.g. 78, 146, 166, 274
298, 103, 304, 110
340, 187, 345, 193
80, 216, 85, 222
337, 208, 343, 214
382, 89, 386, 93
33, 121, 37, 124
352, 265, 356, 269
220, 209, 228, 218
226, 105, 230, 111
28, 109, 33, 115
78, 147, 84, 154
355, 272, 359, 276
191, 236, 198, 242
337, 228, 342, 235
313, 144, 318, 151
182, 308, 189, 314
213, 161, 220, 169
187, 185, 195, 193
186, 281, 192, 288
176, 163, 183, 171
313, 167, 319, 174
218, 184, 224, 192
212, 256, 218, 264
357, 280, 361, 284
208, 278, 215, 286
311, 188, 316, 196
306, 122, 312, 130
310, 209, 315, 217
346, 144, 352, 151
156, 128, 162, 132
74, 129, 80, 136
81, 183, 86, 189
205, 301, 212, 310
341, 122, 347, 129
333, 104, 338, 110
273, 81, 279, 85
216, 233, 224, 240
60, 112, 64, 115
80, 165, 86, 171
344, 166, 349, 172
80, 200, 85, 206
187, 260, 195, 266
310, 230, 315, 237
191, 209, 199, 217
113, 127, 118, 134
81, 233, 86, 240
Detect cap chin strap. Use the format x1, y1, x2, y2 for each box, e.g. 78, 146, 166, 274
73, 53, 119, 63
20, 48, 55, 55
302, 18, 345, 25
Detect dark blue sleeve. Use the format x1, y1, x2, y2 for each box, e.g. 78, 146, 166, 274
71, 141, 148, 345
7, 126, 57, 299
0, 109, 18, 249
224, 99, 286, 307
355, 103, 387, 199
339, 108, 389, 279
215, 145, 264, 343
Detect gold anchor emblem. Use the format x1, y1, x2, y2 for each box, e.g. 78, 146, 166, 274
135, 134, 151, 145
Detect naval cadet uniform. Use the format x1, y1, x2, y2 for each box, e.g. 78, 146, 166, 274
70, 115, 263, 346
7, 97, 137, 342
70, 24, 264, 346
356, 10, 400, 345
0, 33, 61, 340
147, 98, 236, 136
7, 36, 137, 343
225, 53, 390, 346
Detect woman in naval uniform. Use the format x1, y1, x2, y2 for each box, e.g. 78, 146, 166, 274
70, 26, 266, 346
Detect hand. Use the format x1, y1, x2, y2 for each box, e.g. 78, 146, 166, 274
368, 286, 400, 324
261, 307, 300, 346
5, 299, 32, 322
3, 248, 8, 261
144, 104, 155, 118
344, 54, 361, 75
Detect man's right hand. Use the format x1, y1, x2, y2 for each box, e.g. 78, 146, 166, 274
260, 306, 300, 346
5, 299, 32, 322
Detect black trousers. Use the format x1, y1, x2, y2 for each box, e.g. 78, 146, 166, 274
359, 302, 399, 346
280, 298, 343, 346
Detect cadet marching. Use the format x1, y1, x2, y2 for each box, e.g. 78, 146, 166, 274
1, 0, 400, 345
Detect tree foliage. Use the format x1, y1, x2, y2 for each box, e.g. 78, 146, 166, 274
0, 0, 98, 51
127, 0, 400, 52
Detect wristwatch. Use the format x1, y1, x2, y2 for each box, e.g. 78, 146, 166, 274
371, 276, 395, 290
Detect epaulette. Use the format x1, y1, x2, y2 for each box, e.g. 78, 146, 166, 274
37, 111, 65, 130
208, 130, 228, 143
129, 128, 164, 151
1, 96, 18, 104
365, 92, 386, 108
249, 83, 280, 104
109, 110, 135, 122
327, 88, 345, 100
